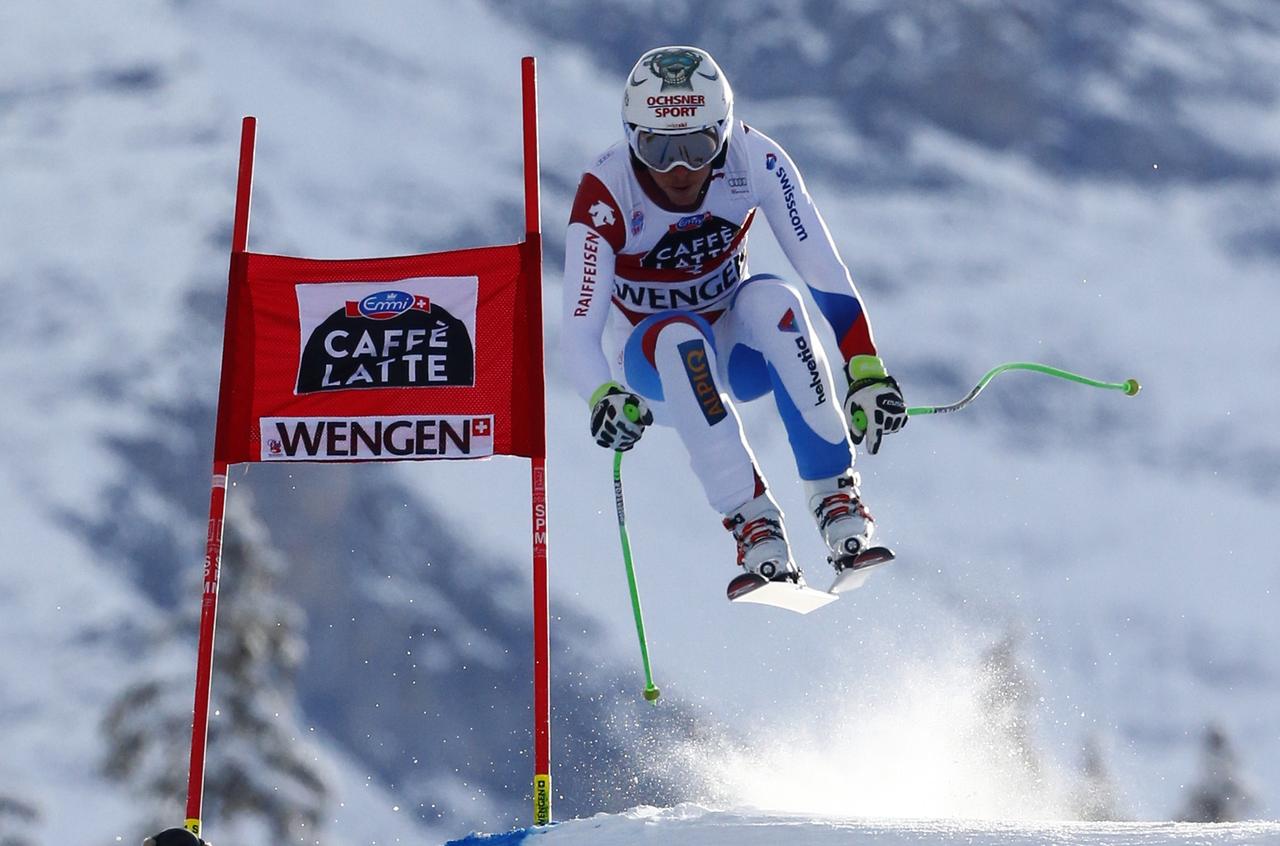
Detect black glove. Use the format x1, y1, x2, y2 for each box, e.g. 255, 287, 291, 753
843, 355, 907, 455
143, 829, 207, 846
589, 382, 653, 451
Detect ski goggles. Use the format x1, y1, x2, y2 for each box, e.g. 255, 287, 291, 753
629, 126, 723, 172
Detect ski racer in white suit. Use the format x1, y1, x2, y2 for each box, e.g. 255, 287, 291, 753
562, 46, 908, 588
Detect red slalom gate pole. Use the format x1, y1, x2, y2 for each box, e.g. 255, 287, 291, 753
182, 116, 256, 838
522, 57, 552, 827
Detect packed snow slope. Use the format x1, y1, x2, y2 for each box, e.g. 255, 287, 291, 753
447, 806, 1280, 846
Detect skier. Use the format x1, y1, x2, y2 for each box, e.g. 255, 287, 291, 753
563, 46, 908, 597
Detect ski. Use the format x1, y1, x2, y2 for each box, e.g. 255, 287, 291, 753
727, 546, 896, 611
727, 572, 839, 614
828, 545, 895, 593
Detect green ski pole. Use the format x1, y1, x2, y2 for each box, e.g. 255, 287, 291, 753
907, 361, 1139, 417
853, 361, 1140, 432
613, 448, 660, 703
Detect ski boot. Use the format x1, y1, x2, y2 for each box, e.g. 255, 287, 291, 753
723, 491, 801, 600
806, 471, 895, 593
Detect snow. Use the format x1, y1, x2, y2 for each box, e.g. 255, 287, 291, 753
448, 805, 1280, 845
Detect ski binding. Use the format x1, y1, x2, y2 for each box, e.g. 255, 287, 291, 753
727, 572, 838, 614
828, 545, 896, 594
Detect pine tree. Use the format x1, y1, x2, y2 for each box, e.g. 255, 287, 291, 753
0, 795, 40, 846
1071, 732, 1123, 820
102, 490, 333, 840
1178, 724, 1259, 822
977, 630, 1043, 785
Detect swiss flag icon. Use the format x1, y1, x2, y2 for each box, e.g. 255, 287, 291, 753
472, 417, 491, 436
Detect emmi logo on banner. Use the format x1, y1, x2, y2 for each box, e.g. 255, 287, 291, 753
260, 415, 494, 461
296, 288, 475, 394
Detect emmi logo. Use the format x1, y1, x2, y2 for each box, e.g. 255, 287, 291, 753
677, 339, 726, 425
260, 415, 494, 462
296, 288, 474, 394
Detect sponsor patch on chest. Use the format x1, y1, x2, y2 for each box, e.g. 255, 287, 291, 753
613, 254, 744, 313
642, 213, 740, 270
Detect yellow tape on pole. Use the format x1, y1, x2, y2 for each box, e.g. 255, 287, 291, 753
533, 773, 552, 825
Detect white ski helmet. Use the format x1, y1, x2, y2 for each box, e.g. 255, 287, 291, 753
622, 46, 734, 172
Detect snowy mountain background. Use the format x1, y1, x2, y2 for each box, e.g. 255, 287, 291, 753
2, 1, 1278, 843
